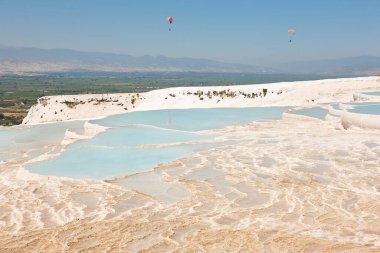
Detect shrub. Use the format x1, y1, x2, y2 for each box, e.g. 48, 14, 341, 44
62, 101, 79, 108
195, 90, 203, 97
39, 98, 48, 107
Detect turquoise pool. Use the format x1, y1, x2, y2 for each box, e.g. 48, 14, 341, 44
92, 107, 288, 131
27, 142, 226, 179
349, 104, 380, 115
288, 107, 328, 120
26, 107, 288, 179
364, 91, 380, 96
0, 121, 84, 162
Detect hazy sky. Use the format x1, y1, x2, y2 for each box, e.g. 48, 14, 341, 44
0, 0, 379, 65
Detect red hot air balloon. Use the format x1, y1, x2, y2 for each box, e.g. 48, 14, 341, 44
167, 16, 173, 31
288, 28, 296, 43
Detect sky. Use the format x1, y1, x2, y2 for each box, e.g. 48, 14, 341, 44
0, 0, 379, 65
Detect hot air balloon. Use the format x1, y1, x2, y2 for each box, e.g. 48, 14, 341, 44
288, 28, 296, 43
167, 16, 173, 31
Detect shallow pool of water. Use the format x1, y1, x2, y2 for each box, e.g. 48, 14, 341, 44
26, 107, 288, 179
349, 104, 380, 115
27, 142, 225, 179
0, 121, 84, 162
73, 125, 210, 149
364, 91, 380, 96
92, 107, 288, 131
288, 107, 328, 120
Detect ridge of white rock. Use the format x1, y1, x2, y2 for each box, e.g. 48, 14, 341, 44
22, 76, 380, 125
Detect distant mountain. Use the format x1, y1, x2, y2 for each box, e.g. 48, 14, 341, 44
0, 47, 267, 74
1, 47, 378, 76
275, 56, 380, 75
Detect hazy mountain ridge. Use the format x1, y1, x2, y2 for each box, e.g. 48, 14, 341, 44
0, 47, 379, 75
0, 47, 266, 74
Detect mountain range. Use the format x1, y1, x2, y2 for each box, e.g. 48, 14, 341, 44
0, 47, 265, 74
0, 47, 379, 76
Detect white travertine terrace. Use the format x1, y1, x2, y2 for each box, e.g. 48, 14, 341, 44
0, 76, 380, 252
22, 76, 380, 125
341, 111, 380, 130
